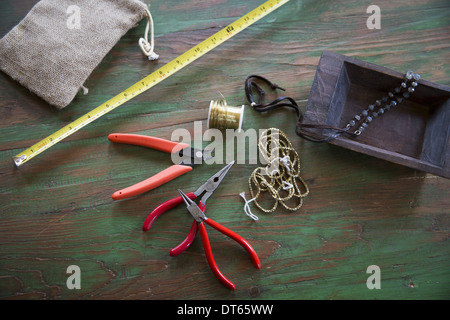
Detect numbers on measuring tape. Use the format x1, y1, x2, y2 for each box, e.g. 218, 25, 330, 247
225, 26, 234, 37
194, 47, 201, 53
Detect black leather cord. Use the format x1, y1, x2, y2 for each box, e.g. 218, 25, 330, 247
244, 75, 356, 143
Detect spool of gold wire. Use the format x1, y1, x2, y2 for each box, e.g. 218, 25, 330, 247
207, 99, 244, 131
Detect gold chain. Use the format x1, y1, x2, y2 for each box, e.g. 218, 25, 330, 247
248, 128, 309, 213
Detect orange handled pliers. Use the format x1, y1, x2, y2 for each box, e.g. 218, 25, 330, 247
108, 133, 212, 200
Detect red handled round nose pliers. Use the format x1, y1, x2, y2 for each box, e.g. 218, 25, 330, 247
108, 133, 212, 200
177, 188, 260, 290
143, 161, 234, 256
142, 162, 260, 290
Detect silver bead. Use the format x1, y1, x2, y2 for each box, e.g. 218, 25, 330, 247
411, 81, 418, 87
413, 73, 420, 81
368, 104, 374, 111
378, 108, 384, 114
362, 110, 368, 116
408, 87, 415, 93
406, 70, 414, 80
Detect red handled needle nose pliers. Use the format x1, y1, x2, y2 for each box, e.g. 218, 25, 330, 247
142, 161, 260, 290
108, 133, 212, 200
177, 188, 261, 290
143, 161, 235, 255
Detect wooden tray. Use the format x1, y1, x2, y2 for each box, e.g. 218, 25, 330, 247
301, 51, 450, 178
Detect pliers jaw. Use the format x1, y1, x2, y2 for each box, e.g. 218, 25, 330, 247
178, 147, 213, 166
178, 189, 207, 222
193, 160, 235, 204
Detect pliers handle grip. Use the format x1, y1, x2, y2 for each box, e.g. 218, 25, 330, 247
109, 133, 189, 153
109, 134, 193, 200
112, 165, 192, 200
199, 218, 261, 290
142, 192, 201, 256
178, 188, 261, 290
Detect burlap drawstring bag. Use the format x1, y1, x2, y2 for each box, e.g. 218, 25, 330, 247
0, 0, 158, 109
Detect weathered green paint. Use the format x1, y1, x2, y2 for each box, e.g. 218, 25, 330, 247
0, 0, 449, 300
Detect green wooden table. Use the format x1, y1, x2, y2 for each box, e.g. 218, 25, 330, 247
0, 0, 449, 301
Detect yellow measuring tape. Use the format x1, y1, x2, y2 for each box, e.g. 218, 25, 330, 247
13, 0, 289, 166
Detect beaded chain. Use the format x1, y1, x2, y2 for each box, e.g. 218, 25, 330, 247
242, 128, 309, 218
344, 70, 420, 136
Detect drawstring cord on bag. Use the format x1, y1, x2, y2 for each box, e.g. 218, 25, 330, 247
80, 6, 158, 95
139, 7, 159, 60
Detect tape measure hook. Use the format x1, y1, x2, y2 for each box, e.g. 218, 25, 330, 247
13, 155, 27, 167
